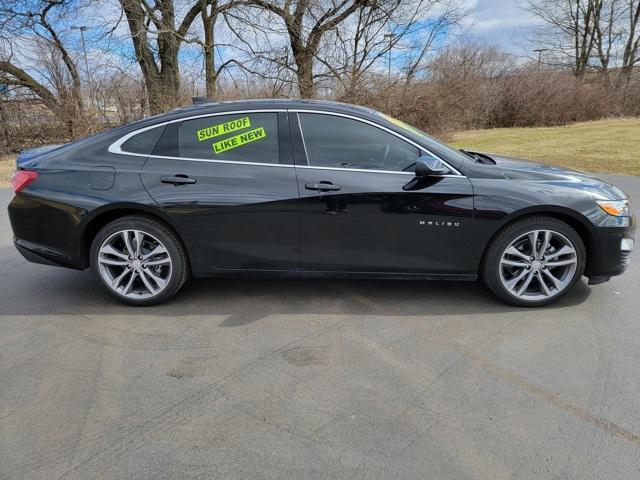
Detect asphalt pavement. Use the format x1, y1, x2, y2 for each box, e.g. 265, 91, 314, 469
1, 174, 639, 479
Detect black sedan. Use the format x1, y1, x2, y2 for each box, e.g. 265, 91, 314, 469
8, 99, 636, 306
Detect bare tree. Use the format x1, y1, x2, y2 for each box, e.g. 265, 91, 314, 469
315, 0, 467, 96
592, 0, 622, 71
221, 10, 298, 91
96, 68, 148, 124
316, 0, 407, 94
317, 0, 465, 93
193, 0, 246, 98
527, 0, 640, 81
0, 0, 85, 134
620, 0, 640, 81
228, 0, 369, 97
401, 2, 469, 83
527, 0, 599, 76
119, 0, 205, 113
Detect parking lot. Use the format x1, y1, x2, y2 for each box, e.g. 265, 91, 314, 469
1, 174, 639, 479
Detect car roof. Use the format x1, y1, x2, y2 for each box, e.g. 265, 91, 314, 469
115, 98, 383, 133
167, 98, 380, 118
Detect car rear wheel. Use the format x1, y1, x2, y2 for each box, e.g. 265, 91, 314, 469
482, 216, 586, 307
90, 216, 188, 306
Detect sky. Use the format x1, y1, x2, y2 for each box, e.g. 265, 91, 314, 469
463, 0, 539, 55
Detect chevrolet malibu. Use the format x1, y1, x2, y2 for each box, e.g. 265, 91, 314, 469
8, 99, 636, 306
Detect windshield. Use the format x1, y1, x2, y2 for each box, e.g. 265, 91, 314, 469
378, 113, 469, 164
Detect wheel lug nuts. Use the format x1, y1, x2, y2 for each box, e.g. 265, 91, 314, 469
530, 256, 535, 261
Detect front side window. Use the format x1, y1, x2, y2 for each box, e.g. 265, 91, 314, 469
298, 113, 423, 172
179, 112, 279, 163
378, 112, 469, 165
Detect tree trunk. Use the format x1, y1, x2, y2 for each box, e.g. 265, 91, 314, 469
156, 8, 182, 112
295, 53, 315, 97
246, 0, 365, 98
121, 0, 187, 114
201, 0, 218, 98
619, 1, 640, 86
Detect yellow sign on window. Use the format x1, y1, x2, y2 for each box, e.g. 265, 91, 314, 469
197, 117, 251, 141
212, 127, 266, 154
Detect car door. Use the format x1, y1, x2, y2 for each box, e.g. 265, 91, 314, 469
140, 110, 300, 274
293, 111, 476, 275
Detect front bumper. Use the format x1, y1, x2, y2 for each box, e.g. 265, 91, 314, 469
587, 214, 636, 280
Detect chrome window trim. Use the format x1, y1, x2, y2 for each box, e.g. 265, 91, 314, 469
294, 165, 405, 175
292, 109, 464, 177
125, 152, 296, 168
107, 107, 466, 178
295, 165, 465, 177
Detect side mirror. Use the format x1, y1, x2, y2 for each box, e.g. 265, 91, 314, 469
415, 156, 449, 177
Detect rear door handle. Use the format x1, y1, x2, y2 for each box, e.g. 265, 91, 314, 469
161, 175, 197, 185
305, 182, 341, 192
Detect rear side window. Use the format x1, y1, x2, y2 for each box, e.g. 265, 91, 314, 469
298, 113, 421, 172
179, 113, 279, 163
120, 126, 164, 154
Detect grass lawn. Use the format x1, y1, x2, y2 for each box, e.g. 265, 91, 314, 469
450, 118, 640, 176
1, 155, 14, 187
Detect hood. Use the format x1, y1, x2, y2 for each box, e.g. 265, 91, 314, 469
479, 152, 628, 200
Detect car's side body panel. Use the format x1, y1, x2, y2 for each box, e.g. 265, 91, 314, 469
141, 160, 301, 274
294, 169, 475, 273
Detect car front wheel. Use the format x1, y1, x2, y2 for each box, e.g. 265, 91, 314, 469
482, 216, 586, 307
90, 216, 188, 306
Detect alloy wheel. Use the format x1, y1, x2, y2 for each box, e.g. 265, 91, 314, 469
499, 229, 578, 301
97, 229, 172, 299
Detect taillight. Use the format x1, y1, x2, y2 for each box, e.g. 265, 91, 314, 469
11, 170, 38, 193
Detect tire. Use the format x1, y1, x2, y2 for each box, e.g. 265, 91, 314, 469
89, 215, 189, 306
482, 216, 586, 307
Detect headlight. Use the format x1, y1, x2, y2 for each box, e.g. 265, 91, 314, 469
596, 199, 630, 216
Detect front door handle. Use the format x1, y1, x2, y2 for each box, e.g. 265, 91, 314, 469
161, 175, 197, 185
305, 182, 341, 192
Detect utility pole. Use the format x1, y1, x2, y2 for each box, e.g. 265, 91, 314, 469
384, 33, 396, 84
533, 48, 548, 70
71, 26, 93, 108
